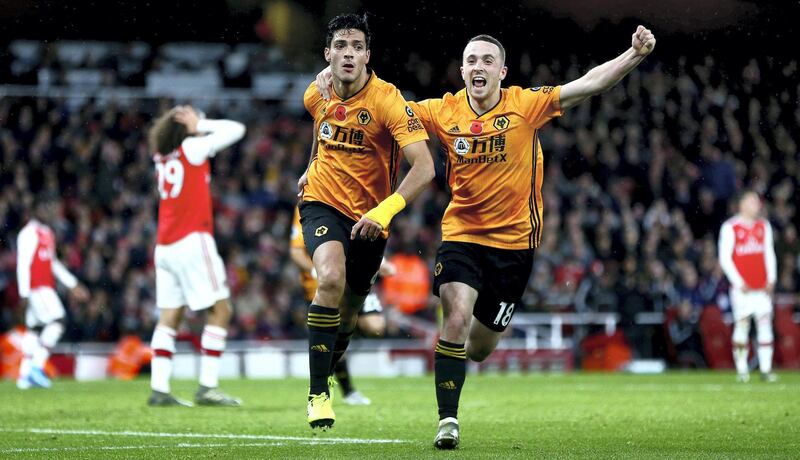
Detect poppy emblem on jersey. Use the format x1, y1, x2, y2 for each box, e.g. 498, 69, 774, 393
357, 109, 372, 125
434, 262, 443, 277
493, 115, 510, 131
315, 226, 328, 237
470, 121, 483, 134
319, 122, 333, 140
334, 105, 347, 121
453, 138, 470, 155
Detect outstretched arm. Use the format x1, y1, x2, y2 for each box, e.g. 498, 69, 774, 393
559, 25, 656, 111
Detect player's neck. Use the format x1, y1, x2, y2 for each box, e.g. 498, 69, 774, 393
468, 90, 501, 116
333, 70, 370, 100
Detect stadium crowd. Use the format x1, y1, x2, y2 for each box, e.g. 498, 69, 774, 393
1, 50, 798, 362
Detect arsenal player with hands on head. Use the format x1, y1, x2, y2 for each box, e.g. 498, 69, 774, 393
147, 105, 246, 407
718, 190, 778, 383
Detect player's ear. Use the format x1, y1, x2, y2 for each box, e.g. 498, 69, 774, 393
499, 65, 508, 81
460, 66, 465, 82
365, 49, 370, 64
324, 47, 331, 63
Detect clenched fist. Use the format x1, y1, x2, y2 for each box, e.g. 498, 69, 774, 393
632, 25, 656, 57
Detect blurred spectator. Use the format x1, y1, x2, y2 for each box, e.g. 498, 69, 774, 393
1, 47, 798, 346
668, 301, 706, 368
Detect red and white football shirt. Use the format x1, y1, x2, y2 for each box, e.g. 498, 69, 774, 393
154, 119, 246, 245
718, 216, 777, 290
16, 220, 77, 297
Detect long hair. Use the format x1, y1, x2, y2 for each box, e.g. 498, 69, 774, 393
148, 108, 188, 154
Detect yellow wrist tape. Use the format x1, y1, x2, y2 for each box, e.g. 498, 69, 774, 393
363, 193, 406, 229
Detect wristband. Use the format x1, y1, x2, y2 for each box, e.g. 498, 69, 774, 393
363, 193, 406, 229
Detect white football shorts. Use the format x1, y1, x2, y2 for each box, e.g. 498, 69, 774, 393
155, 232, 230, 311
25, 286, 65, 327
729, 287, 773, 321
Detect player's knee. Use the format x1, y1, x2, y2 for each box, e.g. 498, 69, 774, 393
756, 318, 774, 343
316, 266, 346, 298
732, 321, 750, 345
466, 343, 491, 362
39, 321, 64, 349
359, 316, 385, 337
444, 306, 470, 328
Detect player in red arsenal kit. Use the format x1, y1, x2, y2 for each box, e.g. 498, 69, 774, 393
718, 191, 778, 382
16, 194, 90, 389
148, 106, 246, 406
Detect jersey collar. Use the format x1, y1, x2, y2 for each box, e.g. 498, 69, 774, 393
463, 87, 504, 119
331, 68, 375, 102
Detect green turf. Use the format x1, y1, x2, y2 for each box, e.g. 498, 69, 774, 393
0, 372, 798, 459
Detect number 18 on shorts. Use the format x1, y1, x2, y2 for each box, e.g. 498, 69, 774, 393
433, 241, 534, 332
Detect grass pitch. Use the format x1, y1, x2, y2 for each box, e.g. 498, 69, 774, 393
1, 372, 798, 459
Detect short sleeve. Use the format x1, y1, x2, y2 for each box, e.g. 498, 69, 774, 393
408, 99, 441, 131
517, 85, 562, 129
380, 89, 429, 149
303, 82, 325, 117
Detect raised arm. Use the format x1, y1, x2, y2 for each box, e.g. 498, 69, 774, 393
559, 25, 656, 111
177, 107, 246, 165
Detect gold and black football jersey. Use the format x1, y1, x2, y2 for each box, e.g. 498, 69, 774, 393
410, 85, 562, 250
303, 71, 429, 230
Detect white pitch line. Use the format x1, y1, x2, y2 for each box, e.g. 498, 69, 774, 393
0, 442, 288, 454
0, 427, 408, 444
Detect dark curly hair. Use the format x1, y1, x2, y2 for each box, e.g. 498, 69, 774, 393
326, 13, 371, 49
148, 108, 189, 155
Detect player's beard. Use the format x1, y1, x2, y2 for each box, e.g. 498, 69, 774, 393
334, 63, 361, 84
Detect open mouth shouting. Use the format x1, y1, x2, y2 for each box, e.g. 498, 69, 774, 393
471, 75, 487, 88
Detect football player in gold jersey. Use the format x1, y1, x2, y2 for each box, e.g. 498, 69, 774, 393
317, 25, 656, 448
290, 206, 395, 406
298, 13, 434, 430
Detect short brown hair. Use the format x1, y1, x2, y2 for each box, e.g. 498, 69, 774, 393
467, 34, 506, 63
148, 108, 188, 154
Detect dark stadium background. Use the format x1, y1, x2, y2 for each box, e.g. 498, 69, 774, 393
1, 0, 799, 371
